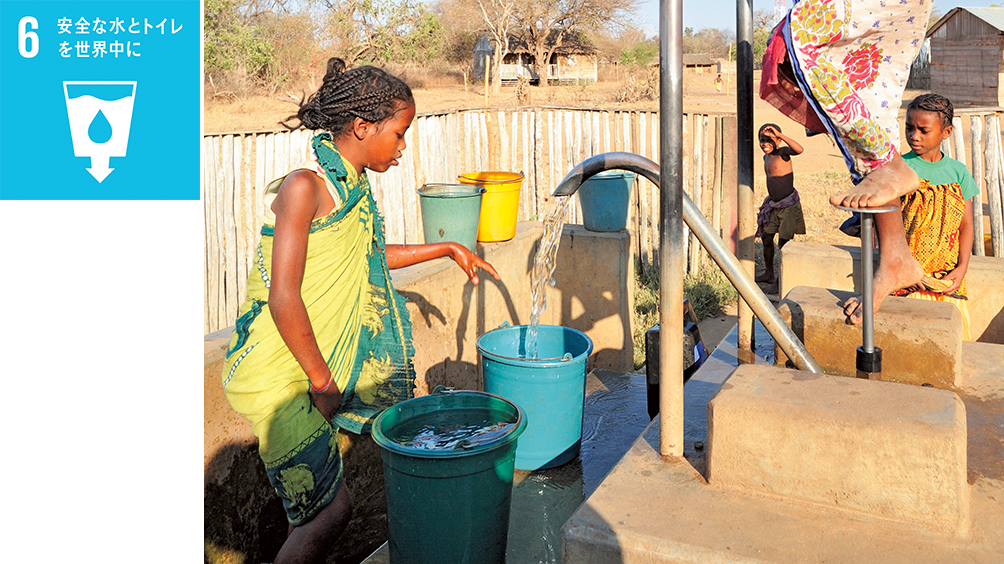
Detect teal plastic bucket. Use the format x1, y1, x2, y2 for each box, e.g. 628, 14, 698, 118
417, 183, 486, 251
577, 170, 635, 232
372, 389, 526, 564
477, 324, 593, 471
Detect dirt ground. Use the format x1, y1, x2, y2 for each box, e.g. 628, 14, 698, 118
205, 70, 934, 250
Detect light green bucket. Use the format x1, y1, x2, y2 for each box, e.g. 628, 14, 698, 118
417, 183, 486, 251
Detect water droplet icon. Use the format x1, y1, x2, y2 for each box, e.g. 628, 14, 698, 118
87, 110, 113, 144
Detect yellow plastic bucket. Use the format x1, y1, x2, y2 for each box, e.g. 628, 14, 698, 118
458, 171, 524, 242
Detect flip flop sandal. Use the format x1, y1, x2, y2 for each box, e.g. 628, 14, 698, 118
922, 275, 952, 293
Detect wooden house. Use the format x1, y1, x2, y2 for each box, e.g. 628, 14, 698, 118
473, 31, 598, 85
927, 7, 1004, 106
683, 54, 715, 73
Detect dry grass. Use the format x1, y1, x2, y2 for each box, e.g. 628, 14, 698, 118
203, 70, 739, 133
631, 266, 739, 369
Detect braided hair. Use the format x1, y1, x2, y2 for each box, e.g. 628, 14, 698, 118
908, 93, 953, 129
283, 58, 414, 135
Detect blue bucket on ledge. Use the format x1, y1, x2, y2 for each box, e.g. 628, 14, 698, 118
476, 323, 593, 471
577, 170, 635, 232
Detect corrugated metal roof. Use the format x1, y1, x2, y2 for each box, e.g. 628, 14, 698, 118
929, 6, 1004, 36
965, 6, 1004, 32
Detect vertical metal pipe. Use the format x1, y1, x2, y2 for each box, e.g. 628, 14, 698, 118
736, 0, 756, 354
659, 0, 685, 457
861, 213, 875, 352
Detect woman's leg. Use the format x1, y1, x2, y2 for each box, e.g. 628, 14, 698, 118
842, 210, 923, 323
276, 486, 354, 564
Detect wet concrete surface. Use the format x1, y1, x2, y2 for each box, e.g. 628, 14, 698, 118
506, 369, 651, 564
364, 320, 778, 564
361, 368, 653, 564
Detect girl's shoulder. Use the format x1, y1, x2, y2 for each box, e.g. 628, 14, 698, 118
262, 158, 343, 224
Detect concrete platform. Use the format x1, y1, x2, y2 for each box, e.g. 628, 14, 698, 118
707, 364, 968, 536
775, 286, 963, 387
562, 329, 1004, 563
778, 241, 1004, 343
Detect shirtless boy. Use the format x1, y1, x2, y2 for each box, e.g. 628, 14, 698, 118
755, 123, 806, 292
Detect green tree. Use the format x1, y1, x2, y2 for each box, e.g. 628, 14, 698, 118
320, 0, 445, 66
204, 0, 274, 82
727, 27, 769, 66
619, 41, 657, 67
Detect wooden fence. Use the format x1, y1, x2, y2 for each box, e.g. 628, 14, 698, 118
952, 112, 1004, 260
203, 107, 1004, 335
204, 107, 737, 334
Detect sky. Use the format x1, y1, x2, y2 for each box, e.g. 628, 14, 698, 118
632, 0, 999, 37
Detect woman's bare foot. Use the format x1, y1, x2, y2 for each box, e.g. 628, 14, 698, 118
842, 253, 924, 324
829, 153, 920, 209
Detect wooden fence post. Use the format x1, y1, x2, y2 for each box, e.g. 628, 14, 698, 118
690, 113, 703, 273
985, 114, 1004, 257
969, 115, 985, 256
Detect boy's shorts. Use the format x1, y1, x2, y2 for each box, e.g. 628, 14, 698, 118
264, 422, 345, 527
764, 201, 806, 240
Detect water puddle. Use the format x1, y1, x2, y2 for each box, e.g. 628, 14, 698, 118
506, 372, 650, 564
752, 319, 776, 365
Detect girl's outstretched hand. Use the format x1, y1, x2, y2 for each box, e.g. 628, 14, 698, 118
451, 245, 500, 285
385, 242, 500, 284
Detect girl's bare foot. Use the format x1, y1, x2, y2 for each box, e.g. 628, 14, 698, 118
829, 153, 920, 209
842, 254, 924, 324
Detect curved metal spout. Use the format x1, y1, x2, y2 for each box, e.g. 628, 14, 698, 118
551, 151, 822, 374
552, 152, 652, 197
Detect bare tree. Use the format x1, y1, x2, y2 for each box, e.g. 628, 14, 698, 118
513, 0, 635, 88
683, 27, 734, 60
478, 0, 518, 95
753, 8, 776, 32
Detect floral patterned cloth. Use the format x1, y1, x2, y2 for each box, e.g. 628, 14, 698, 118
762, 0, 932, 183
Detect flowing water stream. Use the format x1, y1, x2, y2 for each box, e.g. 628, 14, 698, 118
526, 196, 573, 358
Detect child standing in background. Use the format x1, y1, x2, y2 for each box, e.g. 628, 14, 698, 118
222, 58, 499, 563
843, 94, 977, 338
755, 123, 806, 292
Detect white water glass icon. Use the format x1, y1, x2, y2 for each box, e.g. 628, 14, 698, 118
63, 81, 137, 183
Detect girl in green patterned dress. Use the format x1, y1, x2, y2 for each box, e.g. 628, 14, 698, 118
222, 58, 499, 563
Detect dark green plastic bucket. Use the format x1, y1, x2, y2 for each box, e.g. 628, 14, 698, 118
417, 183, 486, 252
372, 389, 526, 564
